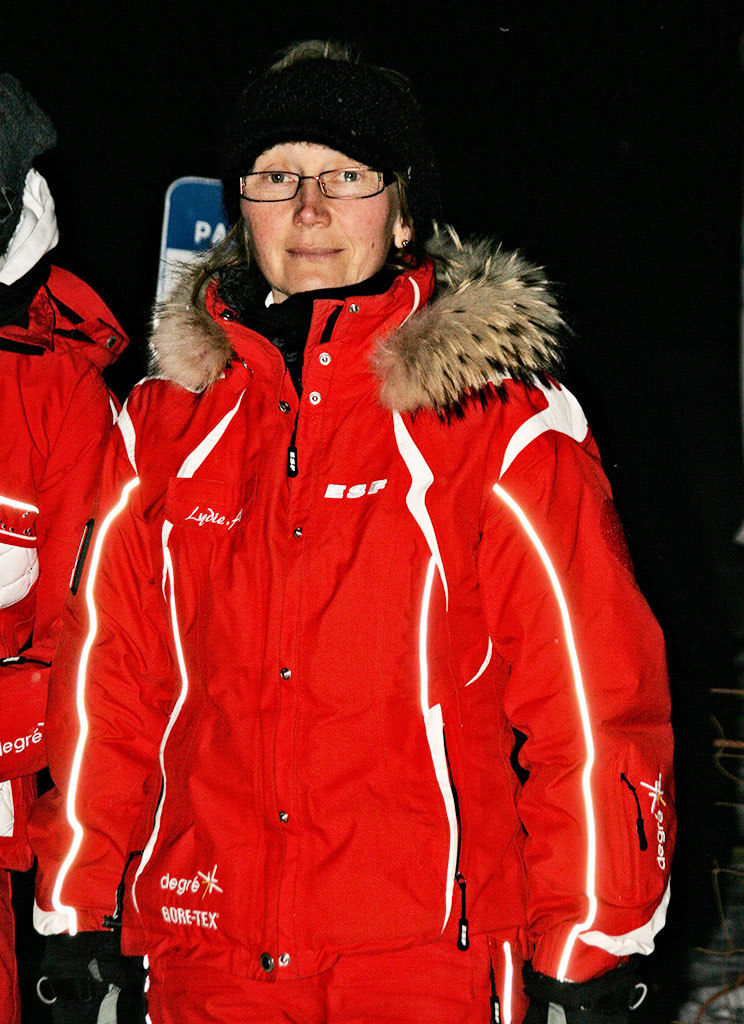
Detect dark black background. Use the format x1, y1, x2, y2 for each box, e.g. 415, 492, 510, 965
5, 1, 744, 1019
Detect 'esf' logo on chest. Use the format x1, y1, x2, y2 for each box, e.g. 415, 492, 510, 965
324, 479, 387, 500
184, 506, 243, 530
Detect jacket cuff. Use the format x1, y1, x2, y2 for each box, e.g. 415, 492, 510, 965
523, 960, 642, 1015
33, 898, 108, 937
532, 926, 627, 982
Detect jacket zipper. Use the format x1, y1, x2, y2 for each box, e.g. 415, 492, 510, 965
285, 305, 343, 479
102, 848, 144, 930
443, 730, 469, 950
0, 655, 52, 667
620, 772, 648, 850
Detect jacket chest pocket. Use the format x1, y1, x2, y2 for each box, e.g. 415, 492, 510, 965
161, 476, 259, 629
165, 476, 257, 535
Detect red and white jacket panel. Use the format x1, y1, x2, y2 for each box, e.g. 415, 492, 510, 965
30, 245, 673, 986
0, 266, 126, 869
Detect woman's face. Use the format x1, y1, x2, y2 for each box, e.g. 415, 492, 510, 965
240, 142, 411, 303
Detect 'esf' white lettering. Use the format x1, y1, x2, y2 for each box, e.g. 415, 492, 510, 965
185, 506, 242, 529
324, 480, 387, 499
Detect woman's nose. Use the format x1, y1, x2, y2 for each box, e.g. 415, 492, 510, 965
294, 177, 330, 224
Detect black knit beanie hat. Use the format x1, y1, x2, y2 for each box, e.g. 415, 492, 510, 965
221, 45, 440, 240
0, 74, 57, 254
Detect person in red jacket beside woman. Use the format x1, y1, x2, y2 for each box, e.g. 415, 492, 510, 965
0, 74, 127, 1023
30, 41, 673, 1024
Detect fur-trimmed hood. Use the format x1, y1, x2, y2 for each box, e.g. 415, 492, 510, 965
149, 226, 566, 414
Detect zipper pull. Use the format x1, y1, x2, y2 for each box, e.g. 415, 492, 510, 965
103, 848, 143, 929
620, 773, 649, 851
287, 414, 299, 477
635, 814, 649, 850
455, 871, 469, 950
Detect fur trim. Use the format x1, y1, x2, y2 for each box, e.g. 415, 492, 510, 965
374, 226, 565, 413
148, 226, 565, 410
148, 273, 232, 392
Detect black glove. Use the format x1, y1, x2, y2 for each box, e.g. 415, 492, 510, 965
523, 961, 647, 1024
37, 931, 146, 1024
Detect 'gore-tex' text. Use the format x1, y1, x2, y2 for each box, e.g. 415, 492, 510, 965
161, 906, 219, 929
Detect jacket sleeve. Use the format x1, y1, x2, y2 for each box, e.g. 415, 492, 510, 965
0, 368, 117, 784
476, 382, 674, 984
29, 403, 177, 935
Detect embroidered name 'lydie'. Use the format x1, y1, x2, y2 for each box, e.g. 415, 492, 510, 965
185, 506, 243, 530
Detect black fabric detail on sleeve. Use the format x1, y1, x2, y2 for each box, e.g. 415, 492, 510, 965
70, 518, 94, 595
0, 255, 50, 328
0, 337, 45, 354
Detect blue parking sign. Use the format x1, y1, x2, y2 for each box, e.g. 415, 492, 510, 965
157, 177, 228, 302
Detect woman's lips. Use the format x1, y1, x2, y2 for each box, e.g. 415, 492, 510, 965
287, 248, 342, 259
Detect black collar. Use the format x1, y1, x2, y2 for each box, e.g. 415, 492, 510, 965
218, 264, 399, 395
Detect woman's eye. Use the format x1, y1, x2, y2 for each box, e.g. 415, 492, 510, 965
266, 172, 289, 184
326, 169, 363, 185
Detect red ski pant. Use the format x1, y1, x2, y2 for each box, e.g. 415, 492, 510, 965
0, 870, 20, 1024
145, 933, 529, 1024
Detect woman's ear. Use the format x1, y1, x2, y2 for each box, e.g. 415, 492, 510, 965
393, 217, 412, 249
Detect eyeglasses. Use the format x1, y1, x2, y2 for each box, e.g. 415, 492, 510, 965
0, 187, 17, 225
240, 167, 393, 202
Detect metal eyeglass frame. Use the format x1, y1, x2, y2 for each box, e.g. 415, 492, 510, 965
239, 168, 395, 203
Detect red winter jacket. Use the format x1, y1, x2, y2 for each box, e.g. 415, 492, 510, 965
30, 233, 673, 988
0, 265, 127, 870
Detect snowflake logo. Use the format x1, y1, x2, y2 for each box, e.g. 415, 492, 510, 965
640, 773, 666, 815
197, 865, 223, 900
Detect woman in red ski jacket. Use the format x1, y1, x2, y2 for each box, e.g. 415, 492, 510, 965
31, 41, 674, 1024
